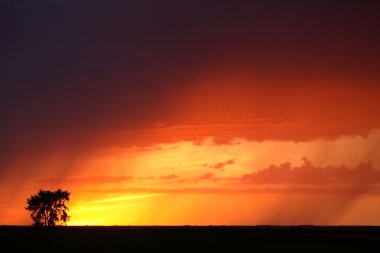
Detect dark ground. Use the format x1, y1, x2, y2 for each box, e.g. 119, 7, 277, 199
1, 226, 379, 252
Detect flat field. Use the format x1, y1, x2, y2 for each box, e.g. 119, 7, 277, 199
1, 226, 379, 252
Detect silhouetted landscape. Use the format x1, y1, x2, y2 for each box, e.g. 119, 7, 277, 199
1, 226, 379, 252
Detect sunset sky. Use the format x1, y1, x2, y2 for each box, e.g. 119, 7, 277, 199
1, 0, 380, 225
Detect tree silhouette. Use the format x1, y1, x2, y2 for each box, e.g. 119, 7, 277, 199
25, 189, 70, 226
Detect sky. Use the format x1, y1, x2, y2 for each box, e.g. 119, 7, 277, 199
1, 0, 380, 225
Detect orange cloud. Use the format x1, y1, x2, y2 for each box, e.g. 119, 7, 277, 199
80, 186, 380, 195
159, 174, 179, 180
37, 176, 134, 184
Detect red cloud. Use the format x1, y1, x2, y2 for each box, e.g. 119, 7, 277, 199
241, 158, 380, 185
203, 159, 235, 170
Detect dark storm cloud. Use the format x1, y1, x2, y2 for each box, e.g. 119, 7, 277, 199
1, 0, 380, 169
2, 0, 380, 130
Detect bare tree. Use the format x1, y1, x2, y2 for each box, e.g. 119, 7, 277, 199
25, 189, 70, 226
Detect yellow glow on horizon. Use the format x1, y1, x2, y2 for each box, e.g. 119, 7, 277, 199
69, 194, 161, 226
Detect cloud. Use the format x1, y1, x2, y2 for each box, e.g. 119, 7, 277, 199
82, 186, 380, 195
84, 187, 233, 194
241, 158, 380, 185
159, 174, 179, 180
36, 173, 237, 185
37, 176, 134, 184
188, 173, 239, 183
203, 158, 235, 170
197, 173, 214, 180
1, 1, 380, 185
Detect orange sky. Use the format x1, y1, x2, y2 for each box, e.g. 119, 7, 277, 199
2, 128, 380, 225
1, 1, 380, 225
